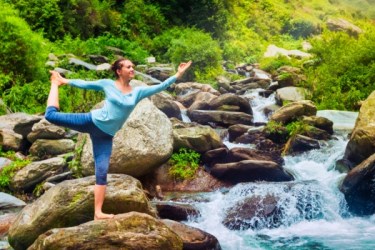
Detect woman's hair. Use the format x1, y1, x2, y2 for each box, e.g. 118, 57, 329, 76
111, 58, 128, 78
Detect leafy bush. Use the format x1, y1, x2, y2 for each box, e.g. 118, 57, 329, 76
0, 2, 48, 84
54, 34, 149, 64
0, 149, 31, 191
8, 0, 120, 40
168, 148, 200, 180
118, 0, 167, 48
282, 19, 318, 39
303, 26, 375, 110
167, 28, 223, 82
286, 120, 312, 137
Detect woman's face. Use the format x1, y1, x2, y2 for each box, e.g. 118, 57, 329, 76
117, 60, 135, 79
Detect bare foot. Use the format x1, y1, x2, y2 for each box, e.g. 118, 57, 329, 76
94, 212, 114, 220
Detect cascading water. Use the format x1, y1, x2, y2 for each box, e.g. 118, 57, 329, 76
180, 93, 375, 250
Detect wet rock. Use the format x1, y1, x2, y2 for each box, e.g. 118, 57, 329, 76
340, 153, 375, 216
302, 116, 334, 134
284, 134, 320, 155
223, 195, 281, 230
210, 160, 293, 184
270, 100, 317, 124
153, 201, 200, 221
343, 90, 375, 166
141, 165, 230, 194
189, 110, 253, 127
163, 219, 221, 250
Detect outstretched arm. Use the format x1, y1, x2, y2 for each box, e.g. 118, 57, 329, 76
137, 61, 192, 99
49, 70, 104, 91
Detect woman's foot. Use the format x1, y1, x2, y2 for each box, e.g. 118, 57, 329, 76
94, 212, 114, 220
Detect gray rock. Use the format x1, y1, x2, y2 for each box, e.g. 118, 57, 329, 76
163, 219, 221, 250
27, 119, 66, 143
28, 212, 183, 250
10, 157, 67, 191
29, 139, 75, 158
81, 81, 174, 177
8, 174, 156, 250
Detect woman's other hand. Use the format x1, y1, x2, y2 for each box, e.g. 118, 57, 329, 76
175, 61, 192, 79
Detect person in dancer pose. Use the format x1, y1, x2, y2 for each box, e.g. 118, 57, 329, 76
46, 59, 192, 220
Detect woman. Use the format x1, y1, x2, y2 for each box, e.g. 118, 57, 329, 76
46, 59, 192, 220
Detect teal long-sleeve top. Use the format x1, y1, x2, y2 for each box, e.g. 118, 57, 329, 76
68, 76, 177, 136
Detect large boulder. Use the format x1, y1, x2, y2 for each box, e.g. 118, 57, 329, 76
0, 113, 41, 137
80, 86, 174, 177
189, 110, 253, 127
343, 91, 375, 166
270, 100, 317, 124
209, 93, 252, 114
29, 139, 75, 158
151, 92, 182, 120
8, 174, 155, 250
340, 153, 375, 216
210, 160, 293, 184
10, 156, 67, 191
0, 129, 26, 151
26, 119, 66, 143
173, 125, 223, 153
28, 212, 183, 250
174, 82, 220, 96
275, 87, 311, 105
141, 165, 230, 194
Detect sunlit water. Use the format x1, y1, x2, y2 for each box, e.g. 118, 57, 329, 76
184, 133, 375, 250
242, 89, 276, 123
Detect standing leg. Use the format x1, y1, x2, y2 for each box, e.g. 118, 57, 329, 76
90, 130, 114, 220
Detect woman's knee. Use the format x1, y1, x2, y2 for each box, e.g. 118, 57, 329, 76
96, 174, 107, 185
45, 106, 59, 123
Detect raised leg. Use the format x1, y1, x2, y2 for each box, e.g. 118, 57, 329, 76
47, 80, 60, 109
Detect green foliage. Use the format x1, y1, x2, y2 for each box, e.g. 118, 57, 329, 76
118, 0, 167, 49
32, 182, 45, 197
282, 19, 318, 39
286, 120, 312, 137
264, 120, 285, 135
0, 2, 48, 84
54, 34, 149, 64
0, 149, 31, 191
167, 28, 223, 82
302, 26, 375, 110
168, 148, 200, 180
8, 0, 120, 40
68, 136, 86, 178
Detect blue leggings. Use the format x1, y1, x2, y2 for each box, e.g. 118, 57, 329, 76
45, 106, 113, 185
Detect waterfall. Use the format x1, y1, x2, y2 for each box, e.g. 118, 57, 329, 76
180, 91, 373, 249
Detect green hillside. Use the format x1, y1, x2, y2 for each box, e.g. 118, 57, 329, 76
0, 0, 374, 112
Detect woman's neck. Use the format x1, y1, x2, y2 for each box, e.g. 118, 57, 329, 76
117, 77, 130, 86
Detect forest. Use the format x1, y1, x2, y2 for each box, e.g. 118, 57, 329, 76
1, 0, 374, 114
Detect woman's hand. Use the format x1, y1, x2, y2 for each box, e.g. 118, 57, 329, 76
175, 61, 192, 79
49, 70, 68, 86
